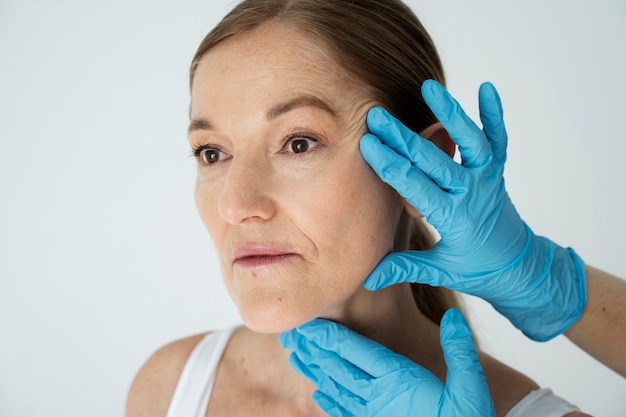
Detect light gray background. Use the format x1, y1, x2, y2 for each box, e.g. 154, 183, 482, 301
1, 1, 624, 416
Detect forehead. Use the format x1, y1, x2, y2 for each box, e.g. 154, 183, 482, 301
190, 22, 360, 117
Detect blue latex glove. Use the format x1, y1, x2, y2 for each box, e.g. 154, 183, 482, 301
279, 309, 495, 417
360, 80, 586, 341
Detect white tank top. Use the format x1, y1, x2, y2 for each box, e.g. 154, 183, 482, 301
165, 327, 236, 417
165, 327, 581, 417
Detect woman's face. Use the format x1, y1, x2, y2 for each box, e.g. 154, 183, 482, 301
189, 22, 403, 333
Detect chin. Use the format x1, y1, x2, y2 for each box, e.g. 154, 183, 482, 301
236, 298, 320, 334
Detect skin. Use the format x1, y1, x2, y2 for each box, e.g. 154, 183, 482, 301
565, 265, 626, 377
188, 22, 404, 334
126, 22, 587, 417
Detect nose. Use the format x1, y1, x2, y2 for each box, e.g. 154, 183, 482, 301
218, 158, 276, 224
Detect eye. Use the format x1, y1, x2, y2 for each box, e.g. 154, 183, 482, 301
283, 134, 318, 154
192, 145, 229, 166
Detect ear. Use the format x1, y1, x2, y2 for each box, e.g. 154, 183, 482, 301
401, 122, 455, 218
419, 122, 455, 158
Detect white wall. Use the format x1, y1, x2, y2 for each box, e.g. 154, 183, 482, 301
0, 1, 624, 416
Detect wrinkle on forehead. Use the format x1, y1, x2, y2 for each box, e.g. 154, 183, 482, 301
190, 21, 377, 136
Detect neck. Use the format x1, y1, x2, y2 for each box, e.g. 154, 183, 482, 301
255, 282, 445, 411
322, 282, 443, 363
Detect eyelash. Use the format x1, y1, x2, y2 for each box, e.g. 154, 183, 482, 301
190, 144, 229, 166
189, 132, 319, 167
280, 132, 319, 155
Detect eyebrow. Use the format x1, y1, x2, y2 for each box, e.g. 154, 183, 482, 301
266, 95, 338, 121
188, 95, 337, 135
187, 118, 213, 134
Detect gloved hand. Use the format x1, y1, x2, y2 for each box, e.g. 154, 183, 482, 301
279, 309, 495, 417
360, 80, 586, 341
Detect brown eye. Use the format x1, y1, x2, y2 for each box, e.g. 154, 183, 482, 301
291, 139, 310, 153
202, 149, 221, 164
283, 135, 318, 155
195, 147, 228, 165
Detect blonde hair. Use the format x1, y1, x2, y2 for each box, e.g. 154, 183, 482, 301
190, 0, 460, 324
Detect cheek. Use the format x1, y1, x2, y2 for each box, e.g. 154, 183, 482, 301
286, 155, 402, 279
339, 167, 401, 259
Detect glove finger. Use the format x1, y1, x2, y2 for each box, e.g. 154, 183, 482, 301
289, 351, 363, 403
289, 334, 376, 397
312, 391, 354, 417
478, 82, 507, 165
290, 353, 369, 414
365, 107, 463, 183
363, 251, 460, 291
295, 319, 416, 379
311, 345, 436, 404
439, 309, 495, 416
422, 80, 493, 169
360, 133, 452, 216
287, 350, 325, 387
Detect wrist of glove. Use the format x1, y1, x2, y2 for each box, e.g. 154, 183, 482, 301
494, 225, 587, 341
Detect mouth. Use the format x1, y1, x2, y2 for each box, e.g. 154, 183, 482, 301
234, 254, 297, 269
232, 245, 298, 269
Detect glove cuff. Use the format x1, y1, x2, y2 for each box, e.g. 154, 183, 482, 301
520, 244, 587, 341
492, 226, 587, 342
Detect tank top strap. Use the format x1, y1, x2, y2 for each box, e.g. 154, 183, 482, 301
166, 326, 237, 417
505, 388, 580, 417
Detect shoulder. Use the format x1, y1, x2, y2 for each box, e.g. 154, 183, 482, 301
478, 353, 591, 417
478, 351, 539, 417
125, 332, 210, 417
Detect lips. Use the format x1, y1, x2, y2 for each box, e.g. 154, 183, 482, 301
232, 244, 297, 269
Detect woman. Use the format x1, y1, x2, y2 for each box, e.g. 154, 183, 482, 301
126, 0, 586, 415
